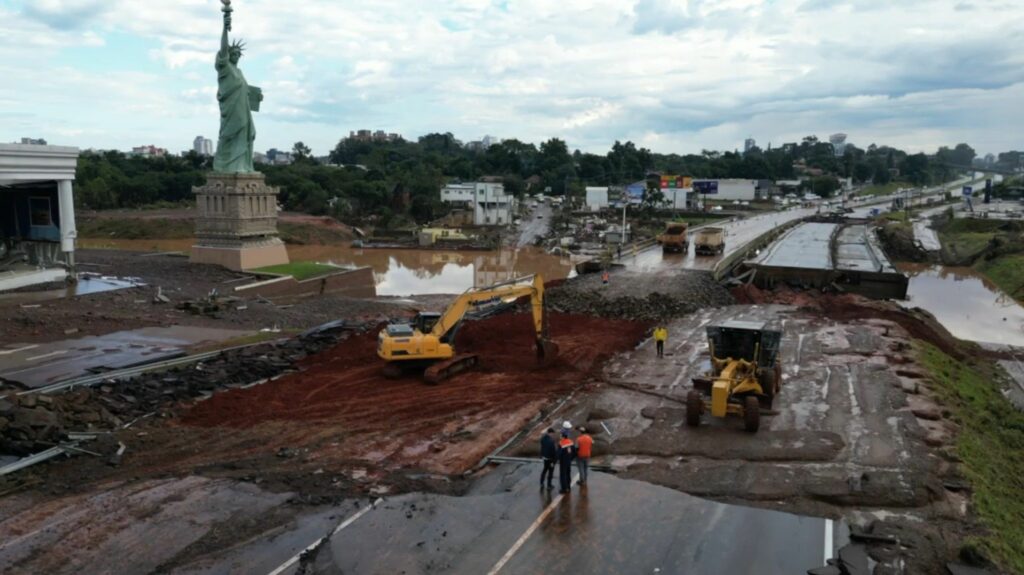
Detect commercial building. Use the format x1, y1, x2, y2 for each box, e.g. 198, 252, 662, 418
691, 179, 759, 201
265, 149, 293, 165
193, 136, 214, 156
439, 182, 515, 226
744, 138, 756, 153
0, 143, 80, 291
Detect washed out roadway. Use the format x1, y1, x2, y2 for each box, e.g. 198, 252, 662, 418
279, 464, 829, 575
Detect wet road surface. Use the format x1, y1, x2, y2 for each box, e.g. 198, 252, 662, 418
293, 464, 829, 575
622, 208, 817, 274
0, 326, 253, 388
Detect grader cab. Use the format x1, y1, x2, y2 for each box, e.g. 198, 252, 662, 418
687, 320, 783, 432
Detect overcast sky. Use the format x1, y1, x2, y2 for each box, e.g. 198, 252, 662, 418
2, 0, 1022, 157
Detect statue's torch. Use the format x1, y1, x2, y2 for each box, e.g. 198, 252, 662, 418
221, 0, 233, 30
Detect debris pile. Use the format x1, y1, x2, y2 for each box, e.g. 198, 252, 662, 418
548, 271, 734, 321
0, 323, 359, 458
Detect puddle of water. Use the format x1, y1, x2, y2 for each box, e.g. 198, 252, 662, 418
897, 263, 1024, 347
79, 239, 577, 296
0, 274, 143, 305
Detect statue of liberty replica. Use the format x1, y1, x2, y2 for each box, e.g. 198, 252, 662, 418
214, 0, 261, 172
191, 0, 289, 270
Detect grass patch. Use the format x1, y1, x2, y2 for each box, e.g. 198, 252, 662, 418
938, 231, 995, 261
977, 253, 1024, 300
915, 342, 1024, 572
78, 217, 193, 239
859, 181, 909, 197
253, 261, 341, 280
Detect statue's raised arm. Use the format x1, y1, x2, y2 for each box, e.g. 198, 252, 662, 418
220, 0, 234, 56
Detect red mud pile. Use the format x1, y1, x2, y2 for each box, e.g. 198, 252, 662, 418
179, 312, 649, 474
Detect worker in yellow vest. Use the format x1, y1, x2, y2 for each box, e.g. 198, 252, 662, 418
653, 325, 668, 358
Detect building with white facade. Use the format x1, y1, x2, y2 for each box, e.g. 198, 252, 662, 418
692, 179, 759, 201
440, 182, 515, 226
0, 143, 80, 291
585, 187, 609, 211
193, 136, 213, 156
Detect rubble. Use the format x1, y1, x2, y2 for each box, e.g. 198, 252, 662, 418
0, 322, 360, 458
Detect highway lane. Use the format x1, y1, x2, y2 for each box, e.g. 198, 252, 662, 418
622, 207, 818, 273
623, 176, 979, 275
286, 464, 832, 575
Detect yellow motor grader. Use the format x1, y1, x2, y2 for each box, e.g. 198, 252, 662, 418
687, 320, 782, 432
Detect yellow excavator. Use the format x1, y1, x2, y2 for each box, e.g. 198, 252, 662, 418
687, 320, 783, 432
377, 274, 559, 383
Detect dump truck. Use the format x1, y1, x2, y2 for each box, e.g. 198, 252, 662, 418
693, 227, 725, 255
656, 222, 689, 253
687, 320, 783, 432
377, 275, 558, 383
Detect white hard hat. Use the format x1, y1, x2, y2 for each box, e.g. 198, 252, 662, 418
562, 420, 572, 430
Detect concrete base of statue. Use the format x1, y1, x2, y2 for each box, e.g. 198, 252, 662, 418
190, 172, 289, 271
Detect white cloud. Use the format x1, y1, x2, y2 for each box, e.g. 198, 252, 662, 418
0, 0, 1022, 156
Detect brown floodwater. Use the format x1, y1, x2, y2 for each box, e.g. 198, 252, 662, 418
78, 239, 577, 296
897, 263, 1024, 347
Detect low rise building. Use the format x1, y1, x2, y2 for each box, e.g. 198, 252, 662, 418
0, 143, 80, 291
439, 182, 515, 226
132, 145, 167, 158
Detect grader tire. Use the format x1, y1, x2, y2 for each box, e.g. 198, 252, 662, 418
743, 396, 761, 433
686, 391, 703, 427
759, 369, 777, 409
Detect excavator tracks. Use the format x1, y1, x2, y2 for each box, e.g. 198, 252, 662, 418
424, 354, 480, 384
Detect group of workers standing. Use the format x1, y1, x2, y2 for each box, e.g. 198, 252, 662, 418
538, 326, 668, 491
539, 422, 593, 494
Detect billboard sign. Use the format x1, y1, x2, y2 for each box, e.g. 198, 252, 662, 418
962, 186, 973, 196
693, 181, 719, 195
660, 175, 692, 189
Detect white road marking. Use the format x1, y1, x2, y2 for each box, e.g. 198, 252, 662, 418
824, 518, 834, 564
486, 472, 580, 575
267, 497, 382, 575
24, 350, 68, 362
0, 345, 39, 356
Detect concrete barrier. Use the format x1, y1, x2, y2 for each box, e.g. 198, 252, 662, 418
235, 266, 376, 299
713, 218, 807, 281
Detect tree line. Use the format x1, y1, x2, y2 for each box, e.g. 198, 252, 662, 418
73, 135, 1018, 226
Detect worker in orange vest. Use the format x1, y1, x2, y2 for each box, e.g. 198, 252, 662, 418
575, 426, 593, 486
602, 270, 610, 285
557, 427, 576, 493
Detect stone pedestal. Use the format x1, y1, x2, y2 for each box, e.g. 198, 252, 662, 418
190, 172, 289, 271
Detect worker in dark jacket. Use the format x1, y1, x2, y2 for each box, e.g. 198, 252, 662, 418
539, 428, 557, 490
557, 429, 576, 494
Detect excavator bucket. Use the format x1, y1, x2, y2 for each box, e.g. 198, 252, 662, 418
536, 338, 560, 365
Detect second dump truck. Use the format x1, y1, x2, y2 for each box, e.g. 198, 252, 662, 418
656, 222, 689, 253
694, 227, 725, 255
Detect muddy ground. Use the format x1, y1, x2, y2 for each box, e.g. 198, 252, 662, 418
0, 262, 1003, 574
501, 295, 984, 573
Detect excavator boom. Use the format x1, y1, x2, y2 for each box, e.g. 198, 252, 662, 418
378, 274, 558, 383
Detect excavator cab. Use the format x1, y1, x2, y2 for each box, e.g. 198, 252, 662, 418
414, 312, 442, 336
